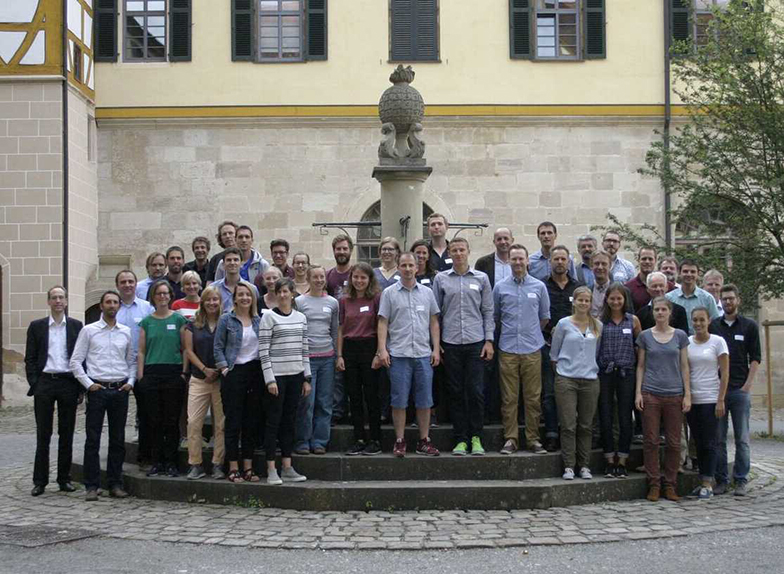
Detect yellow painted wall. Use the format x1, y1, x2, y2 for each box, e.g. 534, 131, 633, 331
96, 0, 666, 108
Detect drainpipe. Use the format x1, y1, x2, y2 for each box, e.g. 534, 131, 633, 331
61, 0, 70, 294
663, 0, 673, 248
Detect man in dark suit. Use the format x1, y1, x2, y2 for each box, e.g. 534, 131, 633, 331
24, 286, 83, 496
635, 271, 689, 333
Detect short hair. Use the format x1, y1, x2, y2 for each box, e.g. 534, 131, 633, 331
99, 290, 121, 305
646, 271, 668, 287
509, 243, 529, 257
270, 238, 289, 252
577, 234, 597, 245
720, 284, 740, 298
332, 234, 354, 251
223, 247, 241, 260
306, 264, 326, 281
603, 230, 622, 241
346, 262, 380, 299
166, 246, 185, 260
292, 252, 311, 265
427, 213, 449, 227
691, 306, 711, 320
47, 285, 67, 300
379, 236, 401, 253
191, 236, 211, 252
537, 221, 557, 235
236, 225, 254, 238
149, 279, 173, 300
550, 244, 570, 257
590, 250, 611, 263
448, 237, 470, 251
145, 252, 166, 269
273, 277, 296, 295
638, 246, 657, 259
703, 269, 724, 281
233, 281, 258, 316
659, 255, 678, 268
115, 269, 137, 286
679, 257, 699, 272
216, 220, 238, 248
651, 295, 672, 311
398, 251, 417, 264
181, 270, 202, 287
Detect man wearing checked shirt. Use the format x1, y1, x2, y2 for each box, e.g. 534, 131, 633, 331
493, 244, 551, 455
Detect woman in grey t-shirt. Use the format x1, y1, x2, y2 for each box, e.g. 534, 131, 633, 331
635, 296, 691, 503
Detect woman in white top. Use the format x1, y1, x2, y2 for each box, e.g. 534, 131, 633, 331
687, 306, 729, 499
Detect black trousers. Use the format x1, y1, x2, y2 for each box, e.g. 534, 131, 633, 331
133, 385, 150, 463
599, 367, 635, 457
33, 375, 80, 486
344, 338, 381, 443
138, 375, 185, 467
442, 342, 486, 443
83, 387, 129, 490
265, 373, 303, 461
221, 361, 261, 463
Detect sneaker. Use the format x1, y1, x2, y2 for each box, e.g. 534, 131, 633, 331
632, 434, 643, 445
267, 469, 283, 485
734, 482, 748, 496
416, 438, 440, 456
294, 447, 311, 456
146, 465, 160, 477
186, 465, 206, 480
312, 447, 327, 455
347, 440, 366, 456
471, 436, 485, 456
562, 467, 575, 480
362, 440, 382, 456
452, 441, 469, 456
393, 439, 406, 458
167, 465, 179, 478
713, 482, 729, 495
109, 486, 129, 498
604, 463, 616, 478
688, 485, 703, 497
500, 439, 517, 455
530, 441, 547, 454
85, 489, 99, 502
211, 466, 226, 480
579, 467, 593, 480
698, 486, 714, 500
281, 467, 307, 482
614, 464, 628, 479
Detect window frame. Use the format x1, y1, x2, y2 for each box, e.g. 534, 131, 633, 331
533, 0, 581, 61
258, 0, 306, 63
357, 201, 433, 267
123, 0, 168, 62
693, 0, 729, 46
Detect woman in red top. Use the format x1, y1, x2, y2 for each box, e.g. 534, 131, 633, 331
336, 262, 383, 455
171, 271, 201, 320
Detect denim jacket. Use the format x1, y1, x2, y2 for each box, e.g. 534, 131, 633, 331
214, 311, 261, 371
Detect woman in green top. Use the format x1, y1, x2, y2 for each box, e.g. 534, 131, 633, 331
137, 280, 189, 478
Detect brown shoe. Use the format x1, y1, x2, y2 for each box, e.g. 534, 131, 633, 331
646, 486, 660, 502
663, 486, 680, 502
109, 486, 129, 498
85, 489, 99, 502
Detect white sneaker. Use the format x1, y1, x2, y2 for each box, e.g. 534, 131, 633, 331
267, 469, 283, 485
579, 467, 593, 480
280, 467, 307, 482
562, 467, 575, 480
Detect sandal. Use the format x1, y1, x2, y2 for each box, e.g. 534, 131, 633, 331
243, 469, 260, 482
227, 470, 244, 483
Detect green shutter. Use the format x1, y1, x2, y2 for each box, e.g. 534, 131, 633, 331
232, 0, 253, 61
307, 0, 328, 60
585, 0, 606, 59
169, 0, 192, 61
415, 0, 439, 61
94, 0, 117, 62
671, 0, 690, 49
509, 0, 532, 60
391, 0, 414, 60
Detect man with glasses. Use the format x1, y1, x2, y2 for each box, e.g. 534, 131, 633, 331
602, 231, 635, 284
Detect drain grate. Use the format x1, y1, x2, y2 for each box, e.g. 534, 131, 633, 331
0, 524, 98, 547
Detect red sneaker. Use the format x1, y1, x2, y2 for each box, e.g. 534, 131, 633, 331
416, 438, 440, 457
393, 438, 406, 458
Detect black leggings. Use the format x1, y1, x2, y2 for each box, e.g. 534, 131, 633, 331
138, 373, 185, 467
265, 373, 304, 461
221, 361, 261, 463
344, 338, 381, 443
599, 367, 635, 457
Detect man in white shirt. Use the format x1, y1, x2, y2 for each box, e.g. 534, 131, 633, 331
70, 290, 136, 501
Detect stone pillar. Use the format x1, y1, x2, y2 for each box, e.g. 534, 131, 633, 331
373, 166, 432, 249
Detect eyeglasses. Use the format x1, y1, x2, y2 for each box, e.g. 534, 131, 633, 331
380, 248, 398, 253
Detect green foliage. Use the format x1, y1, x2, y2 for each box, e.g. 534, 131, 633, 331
639, 0, 784, 304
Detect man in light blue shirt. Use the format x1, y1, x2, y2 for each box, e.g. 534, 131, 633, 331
528, 221, 576, 282
665, 258, 720, 334
493, 244, 550, 455
602, 231, 636, 284
135, 252, 167, 301
212, 248, 260, 312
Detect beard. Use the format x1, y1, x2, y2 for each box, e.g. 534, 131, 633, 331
334, 254, 350, 265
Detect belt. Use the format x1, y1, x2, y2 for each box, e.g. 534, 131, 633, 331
94, 379, 128, 390
41, 372, 74, 380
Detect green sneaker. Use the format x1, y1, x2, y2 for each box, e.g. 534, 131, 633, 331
471, 436, 485, 456
452, 441, 468, 456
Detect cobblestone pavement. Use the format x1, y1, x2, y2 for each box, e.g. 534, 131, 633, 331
2, 405, 784, 551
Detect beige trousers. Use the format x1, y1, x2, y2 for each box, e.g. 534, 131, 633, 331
187, 376, 225, 466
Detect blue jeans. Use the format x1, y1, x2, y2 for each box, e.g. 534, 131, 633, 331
389, 356, 433, 409
83, 388, 129, 490
541, 344, 558, 439
296, 356, 335, 450
716, 388, 751, 485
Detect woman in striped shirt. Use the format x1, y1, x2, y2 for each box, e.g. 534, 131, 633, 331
259, 278, 312, 485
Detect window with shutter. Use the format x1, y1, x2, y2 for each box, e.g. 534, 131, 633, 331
94, 0, 118, 62
169, 0, 191, 61
509, 0, 533, 59
390, 0, 440, 62
124, 0, 167, 61
232, 0, 254, 60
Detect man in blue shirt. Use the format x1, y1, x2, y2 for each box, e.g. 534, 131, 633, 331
574, 234, 597, 289
528, 221, 576, 282
493, 244, 550, 455
602, 231, 636, 284
665, 258, 720, 334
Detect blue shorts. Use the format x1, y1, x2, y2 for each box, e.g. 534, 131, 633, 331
389, 356, 433, 409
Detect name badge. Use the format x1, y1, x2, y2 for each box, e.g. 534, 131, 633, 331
569, 297, 573, 302
586, 333, 595, 339
527, 293, 537, 299
420, 278, 431, 284
734, 334, 745, 341
416, 305, 425, 311
134, 317, 142, 323
343, 280, 348, 286
167, 324, 176, 330
445, 258, 453, 264
360, 306, 370, 313
622, 328, 632, 334
322, 306, 331, 313
469, 283, 480, 291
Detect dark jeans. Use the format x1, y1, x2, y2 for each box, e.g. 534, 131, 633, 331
138, 375, 185, 467
442, 341, 485, 443
33, 376, 80, 486
716, 388, 752, 485
599, 367, 635, 457
540, 344, 558, 439
133, 385, 151, 464
265, 373, 304, 461
221, 361, 261, 463
686, 403, 719, 481
83, 388, 129, 490
483, 343, 501, 423
344, 338, 381, 443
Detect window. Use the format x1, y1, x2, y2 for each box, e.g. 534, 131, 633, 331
73, 45, 83, 82
232, 0, 327, 62
510, 0, 605, 60
357, 201, 433, 267
389, 0, 439, 62
124, 0, 167, 61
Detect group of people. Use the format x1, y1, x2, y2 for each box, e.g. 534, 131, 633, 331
25, 215, 760, 504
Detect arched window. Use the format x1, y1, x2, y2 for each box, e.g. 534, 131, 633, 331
357, 201, 434, 267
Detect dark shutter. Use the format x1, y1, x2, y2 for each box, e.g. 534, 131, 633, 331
415, 0, 438, 61
169, 0, 192, 61
94, 0, 117, 62
509, 0, 532, 59
232, 0, 253, 61
391, 0, 414, 60
390, 0, 438, 61
671, 0, 690, 47
307, 0, 328, 60
585, 0, 606, 59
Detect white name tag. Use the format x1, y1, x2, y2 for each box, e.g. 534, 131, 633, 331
734, 334, 745, 341
622, 328, 632, 334
569, 297, 573, 302
586, 333, 595, 339
167, 324, 176, 330
322, 306, 331, 313
469, 283, 480, 291
614, 273, 624, 281
416, 305, 425, 311
527, 293, 537, 299
360, 306, 370, 313
420, 278, 431, 284
445, 258, 453, 264
343, 280, 348, 286
134, 317, 142, 323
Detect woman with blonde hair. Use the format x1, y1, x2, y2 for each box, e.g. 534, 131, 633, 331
171, 270, 202, 320
550, 286, 603, 480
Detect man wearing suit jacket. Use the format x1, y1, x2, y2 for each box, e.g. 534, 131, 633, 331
24, 286, 83, 496
635, 272, 690, 334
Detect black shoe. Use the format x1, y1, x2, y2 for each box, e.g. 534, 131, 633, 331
31, 485, 45, 497
58, 482, 76, 493
604, 463, 616, 478
167, 465, 179, 477
146, 465, 160, 477
347, 440, 366, 456
614, 464, 628, 479
544, 437, 559, 452
362, 440, 382, 456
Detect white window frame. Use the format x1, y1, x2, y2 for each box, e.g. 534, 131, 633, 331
258, 0, 305, 62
